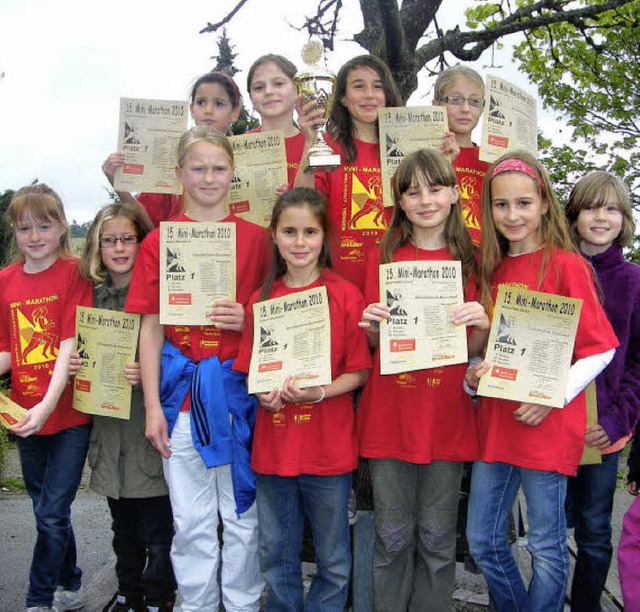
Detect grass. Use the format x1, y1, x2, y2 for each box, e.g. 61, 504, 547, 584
1, 477, 26, 492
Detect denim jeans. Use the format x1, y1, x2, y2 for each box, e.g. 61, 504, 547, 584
370, 459, 463, 612
467, 461, 568, 612
256, 472, 352, 612
17, 424, 91, 607
566, 450, 621, 611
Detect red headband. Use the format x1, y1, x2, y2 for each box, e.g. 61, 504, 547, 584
490, 158, 544, 188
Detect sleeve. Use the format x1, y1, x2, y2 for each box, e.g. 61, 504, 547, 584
0, 271, 10, 352
125, 231, 160, 314
233, 294, 258, 374
340, 282, 373, 374
600, 289, 640, 442
60, 262, 93, 340
562, 255, 619, 360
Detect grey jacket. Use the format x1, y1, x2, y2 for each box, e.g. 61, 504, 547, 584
87, 280, 168, 499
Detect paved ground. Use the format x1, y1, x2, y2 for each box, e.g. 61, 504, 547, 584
0, 444, 633, 611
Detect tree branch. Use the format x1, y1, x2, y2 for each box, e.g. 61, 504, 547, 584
200, 0, 250, 34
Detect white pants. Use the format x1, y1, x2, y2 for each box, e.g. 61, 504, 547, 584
163, 412, 263, 611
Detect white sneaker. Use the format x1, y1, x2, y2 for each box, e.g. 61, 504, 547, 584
26, 607, 57, 612
53, 586, 86, 611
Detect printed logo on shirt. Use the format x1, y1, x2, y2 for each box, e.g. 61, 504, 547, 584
15, 305, 59, 365
458, 175, 481, 235
395, 372, 417, 389
349, 174, 387, 230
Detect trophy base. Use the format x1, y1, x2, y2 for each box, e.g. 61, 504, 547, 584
304, 153, 342, 173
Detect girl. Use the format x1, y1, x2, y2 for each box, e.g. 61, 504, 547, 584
563, 171, 640, 610
294, 54, 403, 290
102, 71, 243, 227
466, 152, 618, 611
357, 149, 489, 611
247, 54, 304, 187
71, 202, 177, 612
124, 125, 270, 612
233, 188, 372, 611
0, 184, 92, 611
433, 65, 489, 246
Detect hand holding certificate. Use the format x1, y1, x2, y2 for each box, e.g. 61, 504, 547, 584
248, 286, 332, 394
0, 394, 29, 429
477, 286, 582, 408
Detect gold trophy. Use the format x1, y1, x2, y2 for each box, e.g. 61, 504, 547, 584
294, 40, 341, 173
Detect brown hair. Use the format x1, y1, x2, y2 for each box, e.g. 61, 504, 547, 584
190, 71, 241, 109
80, 201, 153, 284
382, 149, 477, 285
565, 171, 635, 248
247, 54, 297, 92
8, 183, 73, 263
259, 188, 331, 301
479, 150, 575, 309
327, 55, 402, 163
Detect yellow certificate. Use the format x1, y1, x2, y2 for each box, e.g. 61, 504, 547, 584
379, 261, 467, 374
0, 394, 28, 429
73, 307, 140, 419
114, 97, 188, 194
378, 107, 448, 207
228, 130, 288, 227
478, 286, 582, 408
159, 222, 237, 326
248, 286, 331, 394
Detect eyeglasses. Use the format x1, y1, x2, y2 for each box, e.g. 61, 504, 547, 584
99, 234, 138, 248
439, 94, 485, 108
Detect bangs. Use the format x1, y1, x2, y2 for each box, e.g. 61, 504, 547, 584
10, 192, 66, 226
394, 149, 457, 195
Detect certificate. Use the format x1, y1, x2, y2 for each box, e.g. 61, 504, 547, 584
378, 107, 448, 207
114, 97, 188, 194
479, 76, 537, 163
0, 394, 28, 429
477, 286, 582, 408
379, 261, 467, 374
228, 130, 288, 227
248, 286, 331, 394
159, 222, 236, 325
72, 307, 140, 420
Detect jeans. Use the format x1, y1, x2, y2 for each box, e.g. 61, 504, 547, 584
370, 459, 462, 612
256, 472, 352, 612
17, 424, 91, 607
566, 450, 621, 611
106, 495, 176, 605
467, 461, 568, 612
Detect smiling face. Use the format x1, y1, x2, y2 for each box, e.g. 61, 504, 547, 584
490, 172, 548, 254
400, 179, 458, 243
190, 82, 240, 132
99, 216, 140, 287
576, 193, 624, 255
176, 140, 234, 219
272, 204, 324, 282
436, 76, 484, 145
341, 65, 386, 132
14, 214, 66, 272
249, 61, 297, 123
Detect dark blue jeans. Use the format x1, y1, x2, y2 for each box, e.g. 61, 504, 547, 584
566, 450, 621, 612
256, 473, 352, 612
17, 424, 91, 607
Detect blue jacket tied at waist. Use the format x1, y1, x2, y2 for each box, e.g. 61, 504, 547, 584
159, 339, 257, 515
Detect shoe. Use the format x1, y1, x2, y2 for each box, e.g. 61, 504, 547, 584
102, 593, 145, 612
146, 594, 176, 612
54, 586, 86, 611
26, 607, 56, 612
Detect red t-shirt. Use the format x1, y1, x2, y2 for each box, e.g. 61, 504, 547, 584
477, 248, 619, 475
453, 146, 489, 247
315, 137, 392, 291
0, 257, 92, 434
137, 193, 183, 228
358, 244, 480, 463
234, 270, 372, 476
125, 213, 271, 364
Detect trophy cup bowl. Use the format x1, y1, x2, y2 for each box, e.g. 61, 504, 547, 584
295, 70, 341, 173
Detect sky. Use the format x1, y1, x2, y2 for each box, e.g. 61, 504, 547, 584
0, 0, 546, 222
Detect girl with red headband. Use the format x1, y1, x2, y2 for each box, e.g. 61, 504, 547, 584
465, 151, 618, 611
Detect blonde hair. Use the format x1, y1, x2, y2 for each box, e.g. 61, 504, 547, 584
176, 125, 234, 168
433, 65, 484, 101
381, 149, 477, 284
80, 202, 153, 284
480, 150, 575, 309
565, 171, 635, 248
7, 183, 73, 263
